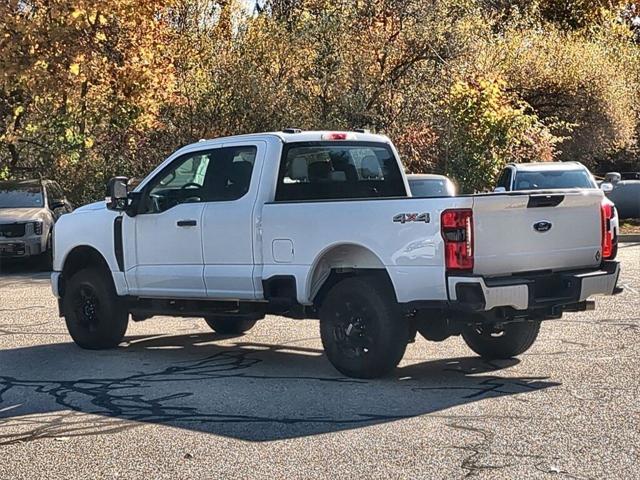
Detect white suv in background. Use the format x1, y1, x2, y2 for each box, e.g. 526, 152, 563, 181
0, 179, 73, 266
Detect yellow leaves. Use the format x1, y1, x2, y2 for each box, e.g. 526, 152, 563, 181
96, 32, 107, 42
13, 106, 24, 117
71, 9, 83, 19
69, 63, 80, 75
84, 137, 94, 149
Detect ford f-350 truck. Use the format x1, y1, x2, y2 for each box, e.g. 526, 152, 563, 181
51, 130, 621, 378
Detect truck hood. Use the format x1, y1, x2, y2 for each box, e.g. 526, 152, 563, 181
73, 201, 107, 213
0, 207, 47, 223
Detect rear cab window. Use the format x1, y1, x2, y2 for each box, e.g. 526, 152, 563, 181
513, 170, 596, 190
275, 142, 407, 201
409, 178, 455, 197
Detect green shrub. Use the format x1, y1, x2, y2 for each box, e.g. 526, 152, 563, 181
443, 76, 557, 193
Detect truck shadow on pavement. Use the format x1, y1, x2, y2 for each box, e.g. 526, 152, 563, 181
0, 333, 559, 444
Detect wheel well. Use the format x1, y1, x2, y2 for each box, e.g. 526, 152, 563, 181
308, 244, 395, 307
60, 246, 111, 295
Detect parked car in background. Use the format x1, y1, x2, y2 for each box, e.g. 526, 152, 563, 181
406, 174, 456, 197
620, 172, 640, 181
0, 179, 73, 267
600, 172, 640, 220
495, 162, 599, 192
495, 162, 619, 253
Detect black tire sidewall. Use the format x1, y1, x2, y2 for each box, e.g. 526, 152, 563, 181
40, 232, 53, 271
204, 316, 257, 334
63, 268, 128, 349
319, 276, 408, 379
462, 321, 541, 359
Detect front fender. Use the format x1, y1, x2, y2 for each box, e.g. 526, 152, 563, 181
53, 207, 122, 274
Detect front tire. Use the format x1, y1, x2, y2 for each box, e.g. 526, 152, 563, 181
319, 276, 408, 379
63, 268, 129, 349
462, 321, 541, 359
204, 316, 257, 335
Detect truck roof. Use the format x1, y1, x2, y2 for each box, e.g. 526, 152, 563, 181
188, 130, 391, 150
508, 161, 586, 172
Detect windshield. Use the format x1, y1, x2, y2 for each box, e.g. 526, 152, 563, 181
409, 178, 455, 197
513, 170, 596, 190
0, 182, 44, 208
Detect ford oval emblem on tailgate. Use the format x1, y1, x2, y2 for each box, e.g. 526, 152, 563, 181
533, 221, 552, 233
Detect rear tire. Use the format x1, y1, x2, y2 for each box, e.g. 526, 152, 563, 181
63, 267, 129, 349
319, 276, 408, 379
462, 321, 541, 359
204, 316, 257, 335
39, 233, 53, 271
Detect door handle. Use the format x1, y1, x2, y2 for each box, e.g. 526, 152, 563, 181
177, 219, 197, 227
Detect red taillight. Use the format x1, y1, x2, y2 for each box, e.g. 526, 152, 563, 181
441, 209, 474, 272
600, 200, 616, 260
321, 132, 351, 141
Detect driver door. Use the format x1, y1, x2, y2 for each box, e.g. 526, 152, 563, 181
124, 147, 218, 298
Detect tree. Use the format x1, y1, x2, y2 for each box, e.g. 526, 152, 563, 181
444, 77, 557, 193
0, 0, 175, 201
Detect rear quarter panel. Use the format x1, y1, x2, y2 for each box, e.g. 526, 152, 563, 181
260, 197, 473, 304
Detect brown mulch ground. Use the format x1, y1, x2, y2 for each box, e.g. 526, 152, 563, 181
621, 219, 640, 234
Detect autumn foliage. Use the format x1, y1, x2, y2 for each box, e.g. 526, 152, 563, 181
1, 0, 640, 200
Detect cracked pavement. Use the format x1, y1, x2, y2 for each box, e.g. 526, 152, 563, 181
0, 245, 638, 479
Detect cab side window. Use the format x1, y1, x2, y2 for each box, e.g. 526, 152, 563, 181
143, 146, 257, 214
496, 168, 512, 190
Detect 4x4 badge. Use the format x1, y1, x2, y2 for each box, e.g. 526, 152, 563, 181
393, 213, 430, 224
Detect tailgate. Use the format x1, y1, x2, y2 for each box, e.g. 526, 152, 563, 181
472, 190, 603, 277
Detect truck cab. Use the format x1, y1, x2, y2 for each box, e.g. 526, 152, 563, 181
51, 132, 621, 378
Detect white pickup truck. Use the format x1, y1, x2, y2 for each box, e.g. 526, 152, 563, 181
51, 130, 621, 378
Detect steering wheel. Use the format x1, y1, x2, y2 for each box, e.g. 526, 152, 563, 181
181, 182, 201, 190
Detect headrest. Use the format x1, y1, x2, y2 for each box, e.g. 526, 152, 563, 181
229, 161, 253, 185
309, 160, 331, 181
361, 155, 382, 179
290, 156, 308, 181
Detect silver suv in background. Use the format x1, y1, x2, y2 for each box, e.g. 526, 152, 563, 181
600, 172, 640, 220
406, 174, 456, 197
0, 179, 73, 267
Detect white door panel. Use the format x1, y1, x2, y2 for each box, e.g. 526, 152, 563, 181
126, 202, 206, 297
202, 265, 255, 299
133, 265, 205, 297
202, 141, 265, 299
135, 203, 204, 265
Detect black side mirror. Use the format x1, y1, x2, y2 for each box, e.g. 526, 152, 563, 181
106, 176, 129, 211
50, 201, 65, 210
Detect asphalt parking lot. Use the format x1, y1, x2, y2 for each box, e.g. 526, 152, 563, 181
0, 246, 639, 479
